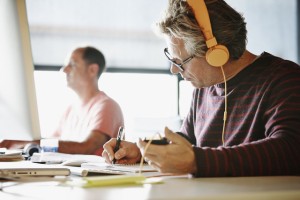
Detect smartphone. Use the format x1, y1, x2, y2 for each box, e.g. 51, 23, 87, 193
143, 137, 169, 145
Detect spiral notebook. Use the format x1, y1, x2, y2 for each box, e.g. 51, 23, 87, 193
71, 162, 157, 177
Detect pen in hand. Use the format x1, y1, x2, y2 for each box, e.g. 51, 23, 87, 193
112, 126, 124, 164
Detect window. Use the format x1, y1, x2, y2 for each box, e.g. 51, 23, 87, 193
35, 71, 181, 141
26, 0, 169, 68
179, 81, 194, 121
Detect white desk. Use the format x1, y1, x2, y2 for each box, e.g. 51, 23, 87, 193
1, 175, 300, 200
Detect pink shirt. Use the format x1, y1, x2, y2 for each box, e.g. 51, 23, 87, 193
54, 91, 124, 154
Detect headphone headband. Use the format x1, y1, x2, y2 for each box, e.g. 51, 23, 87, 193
187, 0, 229, 67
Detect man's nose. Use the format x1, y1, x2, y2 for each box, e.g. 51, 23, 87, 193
60, 65, 69, 73
170, 64, 181, 75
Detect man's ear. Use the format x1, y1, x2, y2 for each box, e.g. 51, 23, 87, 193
88, 63, 99, 77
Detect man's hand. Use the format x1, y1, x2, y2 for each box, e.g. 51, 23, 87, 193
137, 127, 197, 174
102, 138, 141, 165
0, 140, 30, 149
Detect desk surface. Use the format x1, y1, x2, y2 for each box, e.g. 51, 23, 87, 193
1, 175, 300, 200
1, 162, 300, 200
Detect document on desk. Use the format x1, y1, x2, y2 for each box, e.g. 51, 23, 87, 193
0, 154, 24, 162
66, 174, 163, 188
79, 162, 157, 176
0, 149, 24, 162
30, 152, 105, 166
71, 174, 147, 187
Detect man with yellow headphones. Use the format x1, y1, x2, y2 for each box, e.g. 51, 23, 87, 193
102, 0, 300, 177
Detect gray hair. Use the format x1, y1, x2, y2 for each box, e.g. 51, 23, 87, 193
156, 0, 247, 60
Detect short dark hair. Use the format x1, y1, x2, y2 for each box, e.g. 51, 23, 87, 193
81, 46, 106, 79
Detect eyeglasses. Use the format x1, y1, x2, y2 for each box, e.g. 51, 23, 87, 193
164, 48, 194, 72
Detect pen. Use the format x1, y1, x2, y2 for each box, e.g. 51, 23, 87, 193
112, 126, 124, 164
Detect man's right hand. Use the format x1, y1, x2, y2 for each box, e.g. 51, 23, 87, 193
0, 140, 29, 149
102, 138, 141, 164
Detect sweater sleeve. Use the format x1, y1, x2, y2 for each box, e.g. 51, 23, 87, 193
193, 136, 300, 177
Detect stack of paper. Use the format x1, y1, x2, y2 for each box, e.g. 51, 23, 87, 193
0, 149, 24, 161
81, 162, 156, 173
67, 174, 164, 187
30, 152, 104, 166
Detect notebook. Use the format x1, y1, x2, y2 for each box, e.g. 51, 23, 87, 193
68, 174, 147, 188
0, 148, 24, 161
0, 154, 24, 162
65, 162, 156, 177
0, 161, 70, 179
30, 152, 105, 165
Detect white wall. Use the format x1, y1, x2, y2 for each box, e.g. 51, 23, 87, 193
26, 0, 298, 68
227, 0, 297, 63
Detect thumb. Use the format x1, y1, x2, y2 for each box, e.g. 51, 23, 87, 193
164, 126, 192, 146
164, 126, 183, 144
164, 126, 175, 139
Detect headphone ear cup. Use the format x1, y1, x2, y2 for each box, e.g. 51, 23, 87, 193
206, 45, 229, 67
23, 143, 41, 157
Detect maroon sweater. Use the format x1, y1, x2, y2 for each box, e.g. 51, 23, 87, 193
180, 52, 300, 177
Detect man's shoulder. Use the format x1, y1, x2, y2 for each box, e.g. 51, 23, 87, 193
92, 91, 121, 109
259, 52, 300, 70
95, 91, 116, 103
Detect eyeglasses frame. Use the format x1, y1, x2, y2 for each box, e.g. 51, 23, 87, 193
164, 48, 195, 72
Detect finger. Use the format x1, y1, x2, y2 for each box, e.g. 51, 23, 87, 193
137, 138, 148, 154
114, 142, 137, 163
114, 147, 127, 160
138, 138, 167, 161
103, 138, 117, 161
101, 150, 111, 163
147, 160, 161, 172
144, 156, 149, 163
136, 138, 146, 148
164, 126, 191, 146
138, 138, 159, 159
147, 160, 152, 166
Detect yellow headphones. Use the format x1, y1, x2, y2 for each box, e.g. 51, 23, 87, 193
187, 0, 229, 146
187, 0, 229, 67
